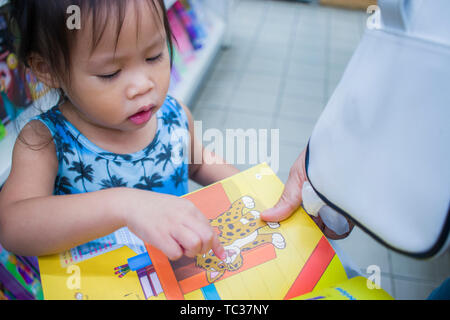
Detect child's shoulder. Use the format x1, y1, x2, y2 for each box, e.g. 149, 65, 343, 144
17, 118, 54, 149
32, 105, 65, 133
15, 105, 61, 144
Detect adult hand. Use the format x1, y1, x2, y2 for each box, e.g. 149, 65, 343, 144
261, 149, 354, 240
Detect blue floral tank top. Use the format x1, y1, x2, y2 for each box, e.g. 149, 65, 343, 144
34, 95, 190, 197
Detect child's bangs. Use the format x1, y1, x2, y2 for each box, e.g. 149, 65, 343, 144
82, 0, 173, 60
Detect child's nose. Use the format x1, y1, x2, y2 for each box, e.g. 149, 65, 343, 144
126, 73, 155, 100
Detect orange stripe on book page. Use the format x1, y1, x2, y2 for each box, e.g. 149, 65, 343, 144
145, 244, 184, 300
179, 271, 209, 294
183, 183, 231, 220
283, 236, 335, 300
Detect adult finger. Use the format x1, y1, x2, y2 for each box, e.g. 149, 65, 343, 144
261, 150, 307, 222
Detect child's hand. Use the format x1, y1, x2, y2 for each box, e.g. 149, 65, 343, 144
123, 189, 226, 261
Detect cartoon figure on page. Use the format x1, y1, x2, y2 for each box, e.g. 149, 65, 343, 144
196, 196, 286, 283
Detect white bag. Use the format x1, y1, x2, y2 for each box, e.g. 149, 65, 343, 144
306, 0, 450, 258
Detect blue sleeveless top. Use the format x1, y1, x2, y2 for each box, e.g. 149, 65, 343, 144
34, 95, 190, 197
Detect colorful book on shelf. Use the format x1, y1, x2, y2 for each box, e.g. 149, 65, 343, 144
0, 285, 11, 300
0, 13, 36, 123
0, 91, 7, 126
0, 245, 44, 300
170, 43, 188, 83
0, 120, 5, 141
167, 6, 195, 64
174, 0, 207, 50
37, 163, 393, 300
187, 0, 213, 31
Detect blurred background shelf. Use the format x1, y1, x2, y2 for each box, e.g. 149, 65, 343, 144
168, 9, 226, 105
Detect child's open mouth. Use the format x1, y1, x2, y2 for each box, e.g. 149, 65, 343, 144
128, 106, 154, 125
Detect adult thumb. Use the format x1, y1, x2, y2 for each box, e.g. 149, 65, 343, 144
261, 170, 304, 222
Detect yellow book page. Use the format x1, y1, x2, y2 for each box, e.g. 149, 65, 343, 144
39, 246, 145, 300
294, 276, 394, 300
314, 255, 349, 291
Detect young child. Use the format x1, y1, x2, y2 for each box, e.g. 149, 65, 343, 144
0, 0, 238, 261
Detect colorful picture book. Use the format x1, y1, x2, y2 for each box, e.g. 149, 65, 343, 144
37, 163, 393, 300
0, 245, 43, 300
294, 276, 393, 300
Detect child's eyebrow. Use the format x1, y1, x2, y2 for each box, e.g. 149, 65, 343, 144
87, 36, 166, 67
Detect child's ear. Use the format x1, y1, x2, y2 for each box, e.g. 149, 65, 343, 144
27, 53, 61, 89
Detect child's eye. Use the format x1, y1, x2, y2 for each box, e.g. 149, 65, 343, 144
146, 53, 163, 63
97, 70, 121, 80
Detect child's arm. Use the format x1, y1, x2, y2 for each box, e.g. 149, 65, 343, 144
178, 102, 239, 186
0, 121, 225, 259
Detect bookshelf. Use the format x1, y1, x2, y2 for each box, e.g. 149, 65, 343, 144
168, 8, 226, 106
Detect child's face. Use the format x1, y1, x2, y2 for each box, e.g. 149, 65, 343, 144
62, 1, 171, 132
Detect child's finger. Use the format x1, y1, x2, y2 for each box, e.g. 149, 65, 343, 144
154, 234, 183, 261
171, 225, 202, 258
182, 218, 213, 255
211, 232, 226, 261
196, 223, 223, 259
183, 213, 225, 260
182, 202, 226, 260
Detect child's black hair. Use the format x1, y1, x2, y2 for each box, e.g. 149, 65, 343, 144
8, 0, 174, 97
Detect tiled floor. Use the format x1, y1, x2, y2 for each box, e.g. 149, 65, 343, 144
189, 0, 450, 299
